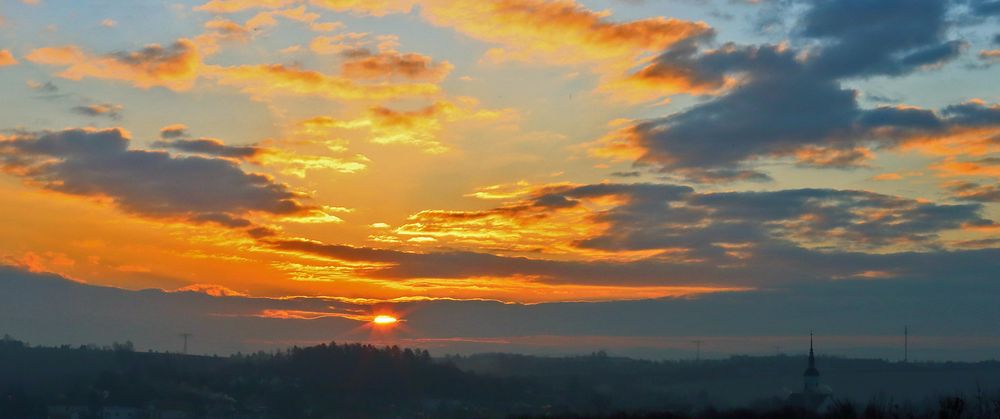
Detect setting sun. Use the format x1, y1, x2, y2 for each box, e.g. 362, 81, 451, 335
372, 315, 399, 325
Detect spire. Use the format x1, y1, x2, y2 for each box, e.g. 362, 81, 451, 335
808, 331, 815, 370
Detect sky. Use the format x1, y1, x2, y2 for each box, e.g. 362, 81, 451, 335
1, 0, 999, 359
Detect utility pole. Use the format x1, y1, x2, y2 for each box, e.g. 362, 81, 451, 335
692, 340, 703, 361
904, 326, 908, 363
180, 333, 192, 355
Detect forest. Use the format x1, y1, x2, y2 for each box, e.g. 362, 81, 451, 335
3, 335, 1000, 418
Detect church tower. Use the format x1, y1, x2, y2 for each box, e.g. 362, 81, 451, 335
803, 332, 820, 392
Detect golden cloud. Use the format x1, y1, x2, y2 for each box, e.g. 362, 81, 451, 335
341, 49, 453, 82
0, 49, 18, 67
26, 39, 201, 91
300, 98, 515, 153
195, 0, 297, 13
204, 63, 439, 100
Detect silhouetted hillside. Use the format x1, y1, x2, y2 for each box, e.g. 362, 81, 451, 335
4, 336, 1000, 418
0, 336, 541, 418
449, 352, 1000, 407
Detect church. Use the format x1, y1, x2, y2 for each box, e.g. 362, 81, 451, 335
786, 333, 834, 411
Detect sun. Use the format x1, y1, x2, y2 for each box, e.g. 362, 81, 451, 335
372, 315, 398, 325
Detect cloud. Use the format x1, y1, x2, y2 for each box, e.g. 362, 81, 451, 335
0, 128, 312, 230
245, 6, 341, 32
308, 0, 416, 16
265, 182, 997, 289
0, 49, 18, 67
159, 124, 190, 139
799, 0, 962, 79
26, 39, 201, 91
966, 0, 1000, 18
172, 283, 249, 297
931, 157, 1000, 178
947, 181, 1000, 202
152, 137, 264, 159
193, 5, 341, 55
70, 103, 123, 119
195, 0, 297, 13
340, 48, 453, 82
204, 63, 439, 101
308, 33, 369, 54
405, 183, 992, 256
190, 0, 712, 100
192, 18, 253, 55
590, 18, 994, 182
301, 99, 514, 153
151, 124, 367, 176
26, 80, 59, 93
6, 265, 1000, 359
311, 0, 712, 100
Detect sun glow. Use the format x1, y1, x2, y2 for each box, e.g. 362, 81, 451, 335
372, 315, 399, 325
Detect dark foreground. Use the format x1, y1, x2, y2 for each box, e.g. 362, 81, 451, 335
3, 336, 1000, 418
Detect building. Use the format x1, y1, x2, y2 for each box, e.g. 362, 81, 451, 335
786, 333, 833, 411
46, 405, 89, 419
99, 406, 142, 419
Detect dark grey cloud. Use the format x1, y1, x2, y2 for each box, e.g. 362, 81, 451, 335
0, 128, 308, 228
159, 124, 190, 139
969, 0, 1000, 16
28, 80, 59, 93
948, 181, 1000, 202
70, 103, 123, 119
533, 184, 988, 254
5, 264, 1000, 360
152, 138, 263, 159
270, 183, 996, 288
799, 0, 958, 79
617, 0, 991, 181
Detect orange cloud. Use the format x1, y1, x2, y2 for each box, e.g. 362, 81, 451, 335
386, 182, 668, 260
872, 173, 903, 181
310, 0, 712, 100
308, 33, 370, 54
308, 0, 415, 16
980, 49, 1000, 60
173, 283, 250, 297
315, 0, 709, 64
195, 0, 297, 13
583, 123, 648, 163
931, 158, 1000, 178
193, 19, 252, 55
204, 63, 439, 101
791, 146, 874, 168
26, 39, 201, 90
245, 6, 341, 32
341, 49, 453, 82
901, 126, 1000, 157
0, 49, 18, 67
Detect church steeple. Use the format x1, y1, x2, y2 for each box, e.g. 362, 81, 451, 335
804, 331, 820, 392
808, 332, 815, 370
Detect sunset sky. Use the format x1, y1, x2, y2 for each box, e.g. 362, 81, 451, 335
1, 0, 999, 357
